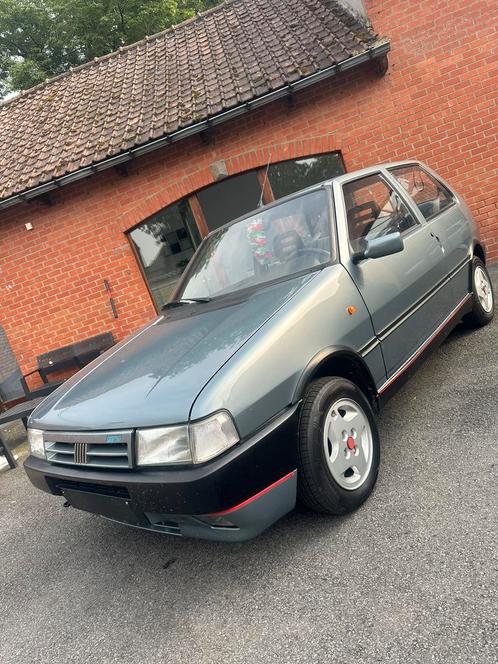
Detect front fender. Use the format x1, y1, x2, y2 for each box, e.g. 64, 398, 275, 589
190, 265, 382, 438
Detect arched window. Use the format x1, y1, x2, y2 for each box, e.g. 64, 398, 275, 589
0, 324, 23, 402
128, 152, 344, 310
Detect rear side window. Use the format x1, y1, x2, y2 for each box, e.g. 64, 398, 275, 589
343, 174, 418, 252
389, 165, 455, 220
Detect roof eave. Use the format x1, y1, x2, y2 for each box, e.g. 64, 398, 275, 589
0, 40, 390, 212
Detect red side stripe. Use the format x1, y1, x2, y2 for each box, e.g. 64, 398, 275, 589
208, 470, 297, 517
378, 293, 471, 395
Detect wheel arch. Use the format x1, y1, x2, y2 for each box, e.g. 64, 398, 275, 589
293, 347, 379, 412
473, 242, 486, 264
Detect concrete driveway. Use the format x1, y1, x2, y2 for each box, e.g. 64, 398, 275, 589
1, 265, 497, 664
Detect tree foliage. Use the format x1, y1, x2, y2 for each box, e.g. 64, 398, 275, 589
0, 0, 222, 97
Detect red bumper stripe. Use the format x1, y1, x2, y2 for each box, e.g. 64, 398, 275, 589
208, 470, 297, 517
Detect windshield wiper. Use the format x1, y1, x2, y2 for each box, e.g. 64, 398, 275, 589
162, 297, 212, 310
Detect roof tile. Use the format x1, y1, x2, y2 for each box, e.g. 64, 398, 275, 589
0, 0, 379, 201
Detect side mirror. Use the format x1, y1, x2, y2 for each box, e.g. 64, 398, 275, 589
352, 232, 404, 264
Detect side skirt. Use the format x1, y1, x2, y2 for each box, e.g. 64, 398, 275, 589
377, 293, 473, 408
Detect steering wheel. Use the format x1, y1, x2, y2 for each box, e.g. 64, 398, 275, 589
282, 247, 330, 272
293, 247, 330, 262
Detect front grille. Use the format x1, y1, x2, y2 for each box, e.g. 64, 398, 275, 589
43, 430, 133, 469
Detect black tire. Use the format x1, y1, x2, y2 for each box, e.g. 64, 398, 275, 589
464, 257, 494, 328
297, 377, 380, 515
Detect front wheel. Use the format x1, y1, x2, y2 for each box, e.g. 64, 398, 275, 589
297, 377, 380, 515
464, 257, 494, 328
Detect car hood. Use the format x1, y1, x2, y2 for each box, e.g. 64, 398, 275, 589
30, 274, 315, 431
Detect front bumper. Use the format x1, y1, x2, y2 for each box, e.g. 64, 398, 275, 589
24, 405, 299, 542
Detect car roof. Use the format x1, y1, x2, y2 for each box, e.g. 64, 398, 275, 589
331, 159, 425, 185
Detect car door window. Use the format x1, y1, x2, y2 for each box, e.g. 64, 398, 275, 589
343, 174, 419, 252
389, 165, 455, 220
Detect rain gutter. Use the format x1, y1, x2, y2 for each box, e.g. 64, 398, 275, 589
0, 40, 390, 211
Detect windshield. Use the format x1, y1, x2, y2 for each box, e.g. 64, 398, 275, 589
177, 190, 331, 300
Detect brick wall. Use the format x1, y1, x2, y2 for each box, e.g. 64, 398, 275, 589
0, 0, 496, 375
366, 0, 497, 252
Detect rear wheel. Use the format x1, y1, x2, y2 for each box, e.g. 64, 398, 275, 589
464, 257, 494, 328
297, 377, 380, 515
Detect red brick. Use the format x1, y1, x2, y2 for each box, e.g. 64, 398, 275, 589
0, 0, 496, 374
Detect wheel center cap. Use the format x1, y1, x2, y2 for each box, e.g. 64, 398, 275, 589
347, 436, 355, 450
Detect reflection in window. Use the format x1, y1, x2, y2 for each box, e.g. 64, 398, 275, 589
389, 165, 454, 220
197, 171, 262, 232
343, 174, 418, 252
128, 152, 346, 311
129, 199, 201, 310
268, 153, 345, 199
180, 191, 331, 300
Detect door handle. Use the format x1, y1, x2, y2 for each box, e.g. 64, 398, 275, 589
430, 231, 445, 254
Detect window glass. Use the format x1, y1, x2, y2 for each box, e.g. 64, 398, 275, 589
129, 154, 346, 311
0, 324, 23, 402
389, 165, 454, 219
268, 153, 345, 199
179, 190, 331, 300
129, 199, 201, 310
197, 171, 262, 232
343, 174, 419, 252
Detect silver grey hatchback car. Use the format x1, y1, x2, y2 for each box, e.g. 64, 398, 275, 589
25, 161, 494, 541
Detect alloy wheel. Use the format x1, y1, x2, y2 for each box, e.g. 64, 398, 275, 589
322, 398, 373, 491
475, 266, 493, 313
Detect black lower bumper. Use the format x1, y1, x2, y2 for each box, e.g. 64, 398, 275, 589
24, 406, 299, 541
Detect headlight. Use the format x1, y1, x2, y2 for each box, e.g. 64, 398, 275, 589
136, 425, 190, 466
189, 411, 239, 464
28, 428, 45, 459
136, 412, 239, 466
